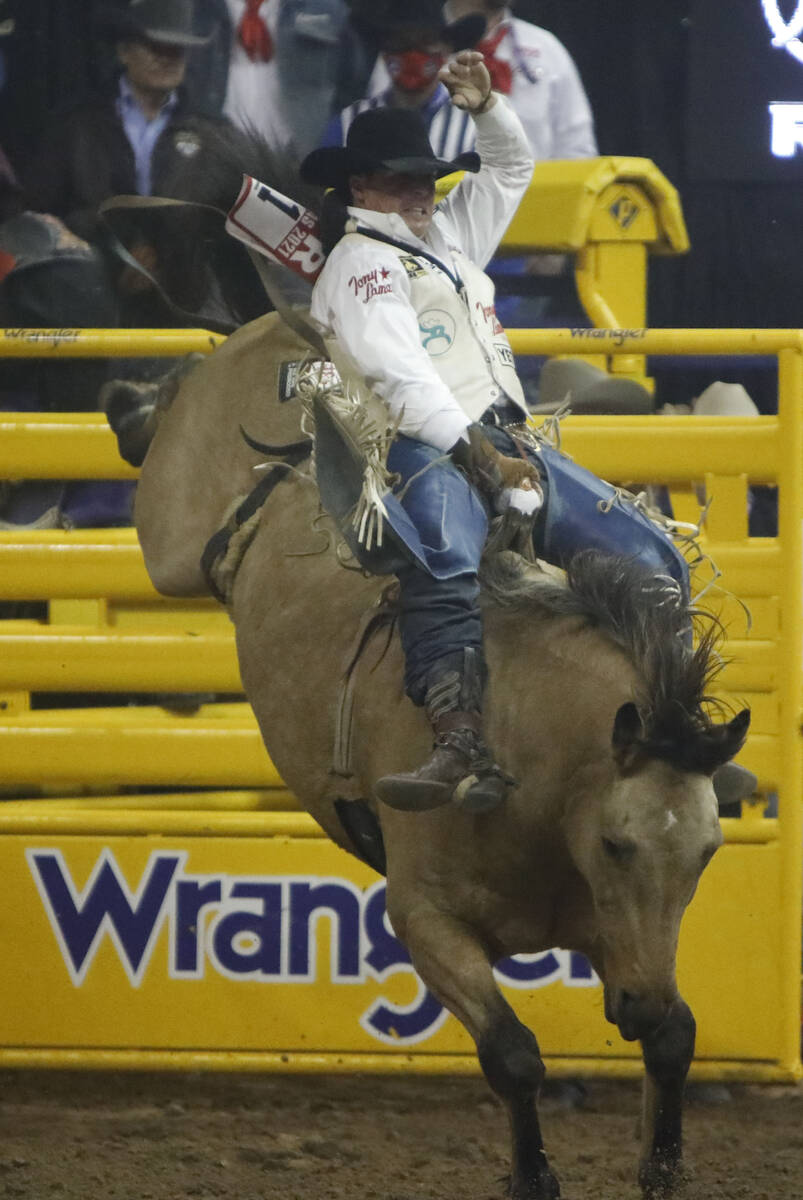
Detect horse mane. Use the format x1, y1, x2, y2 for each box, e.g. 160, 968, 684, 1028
156, 118, 322, 215
480, 550, 736, 773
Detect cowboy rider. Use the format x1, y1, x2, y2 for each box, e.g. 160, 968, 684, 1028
299, 51, 714, 815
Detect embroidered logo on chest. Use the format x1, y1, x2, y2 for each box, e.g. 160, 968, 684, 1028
475, 299, 504, 336
418, 308, 456, 355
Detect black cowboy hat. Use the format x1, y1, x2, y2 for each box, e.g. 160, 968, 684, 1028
97, 0, 212, 47
300, 107, 480, 191
363, 0, 486, 52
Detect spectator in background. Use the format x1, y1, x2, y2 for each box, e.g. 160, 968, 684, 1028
20, 0, 270, 332
447, 0, 596, 160
0, 141, 133, 527
217, 0, 373, 156
366, 1, 597, 162
321, 0, 486, 153
1, 137, 118, 418
22, 0, 219, 242
10, 0, 241, 529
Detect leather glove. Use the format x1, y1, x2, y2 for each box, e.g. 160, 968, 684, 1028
451, 423, 543, 515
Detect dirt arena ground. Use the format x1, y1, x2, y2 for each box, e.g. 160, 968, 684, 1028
0, 1070, 801, 1200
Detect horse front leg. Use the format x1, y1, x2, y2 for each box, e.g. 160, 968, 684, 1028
638, 997, 696, 1197
401, 907, 561, 1200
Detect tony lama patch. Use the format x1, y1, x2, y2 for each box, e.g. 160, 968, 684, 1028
348, 267, 393, 303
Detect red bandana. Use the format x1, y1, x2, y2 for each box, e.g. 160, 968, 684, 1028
477, 22, 512, 95
238, 0, 273, 62
384, 50, 445, 94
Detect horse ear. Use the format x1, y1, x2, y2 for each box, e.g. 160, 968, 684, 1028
689, 706, 752, 776
612, 702, 644, 770
715, 707, 751, 767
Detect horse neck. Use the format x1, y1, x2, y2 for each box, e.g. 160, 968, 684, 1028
486, 610, 639, 826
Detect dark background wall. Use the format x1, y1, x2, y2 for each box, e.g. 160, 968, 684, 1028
516, 0, 689, 181
0, 0, 109, 168
518, 0, 803, 341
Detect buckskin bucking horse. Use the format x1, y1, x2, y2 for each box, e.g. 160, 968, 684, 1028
127, 309, 749, 1199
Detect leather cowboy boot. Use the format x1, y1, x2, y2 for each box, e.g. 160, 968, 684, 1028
374, 648, 513, 814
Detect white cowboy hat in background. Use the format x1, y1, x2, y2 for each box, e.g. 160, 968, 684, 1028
691, 381, 760, 417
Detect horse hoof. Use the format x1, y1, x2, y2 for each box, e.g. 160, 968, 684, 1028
101, 380, 158, 467
508, 1171, 561, 1199
638, 1157, 685, 1197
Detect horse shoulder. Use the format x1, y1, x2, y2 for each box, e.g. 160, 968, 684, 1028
135, 312, 311, 596
229, 481, 386, 844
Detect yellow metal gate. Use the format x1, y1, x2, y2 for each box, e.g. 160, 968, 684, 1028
0, 326, 799, 1081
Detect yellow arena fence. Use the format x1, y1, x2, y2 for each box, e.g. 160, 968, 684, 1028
0, 325, 800, 1082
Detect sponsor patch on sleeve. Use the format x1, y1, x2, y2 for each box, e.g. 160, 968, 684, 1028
347, 266, 394, 303
494, 341, 515, 369
398, 254, 427, 280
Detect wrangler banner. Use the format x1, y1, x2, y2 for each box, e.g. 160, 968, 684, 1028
0, 829, 783, 1075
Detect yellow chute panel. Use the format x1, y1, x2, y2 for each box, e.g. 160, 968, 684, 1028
500, 156, 688, 255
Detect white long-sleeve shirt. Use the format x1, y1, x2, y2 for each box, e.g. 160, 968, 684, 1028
223, 0, 291, 151
309, 97, 534, 451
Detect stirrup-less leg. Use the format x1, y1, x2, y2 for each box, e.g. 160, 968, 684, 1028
483, 429, 691, 602
535, 442, 690, 599
374, 648, 513, 814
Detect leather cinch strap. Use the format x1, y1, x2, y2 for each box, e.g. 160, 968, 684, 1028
201, 440, 311, 604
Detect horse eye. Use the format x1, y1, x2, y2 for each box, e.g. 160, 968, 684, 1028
602, 837, 635, 863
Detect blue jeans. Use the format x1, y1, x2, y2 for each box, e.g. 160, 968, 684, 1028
386, 437, 487, 703
385, 426, 690, 705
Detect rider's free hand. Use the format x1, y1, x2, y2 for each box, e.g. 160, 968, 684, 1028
451, 424, 543, 512
438, 50, 495, 114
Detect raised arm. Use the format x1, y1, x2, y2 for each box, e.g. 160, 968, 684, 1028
436, 51, 534, 268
